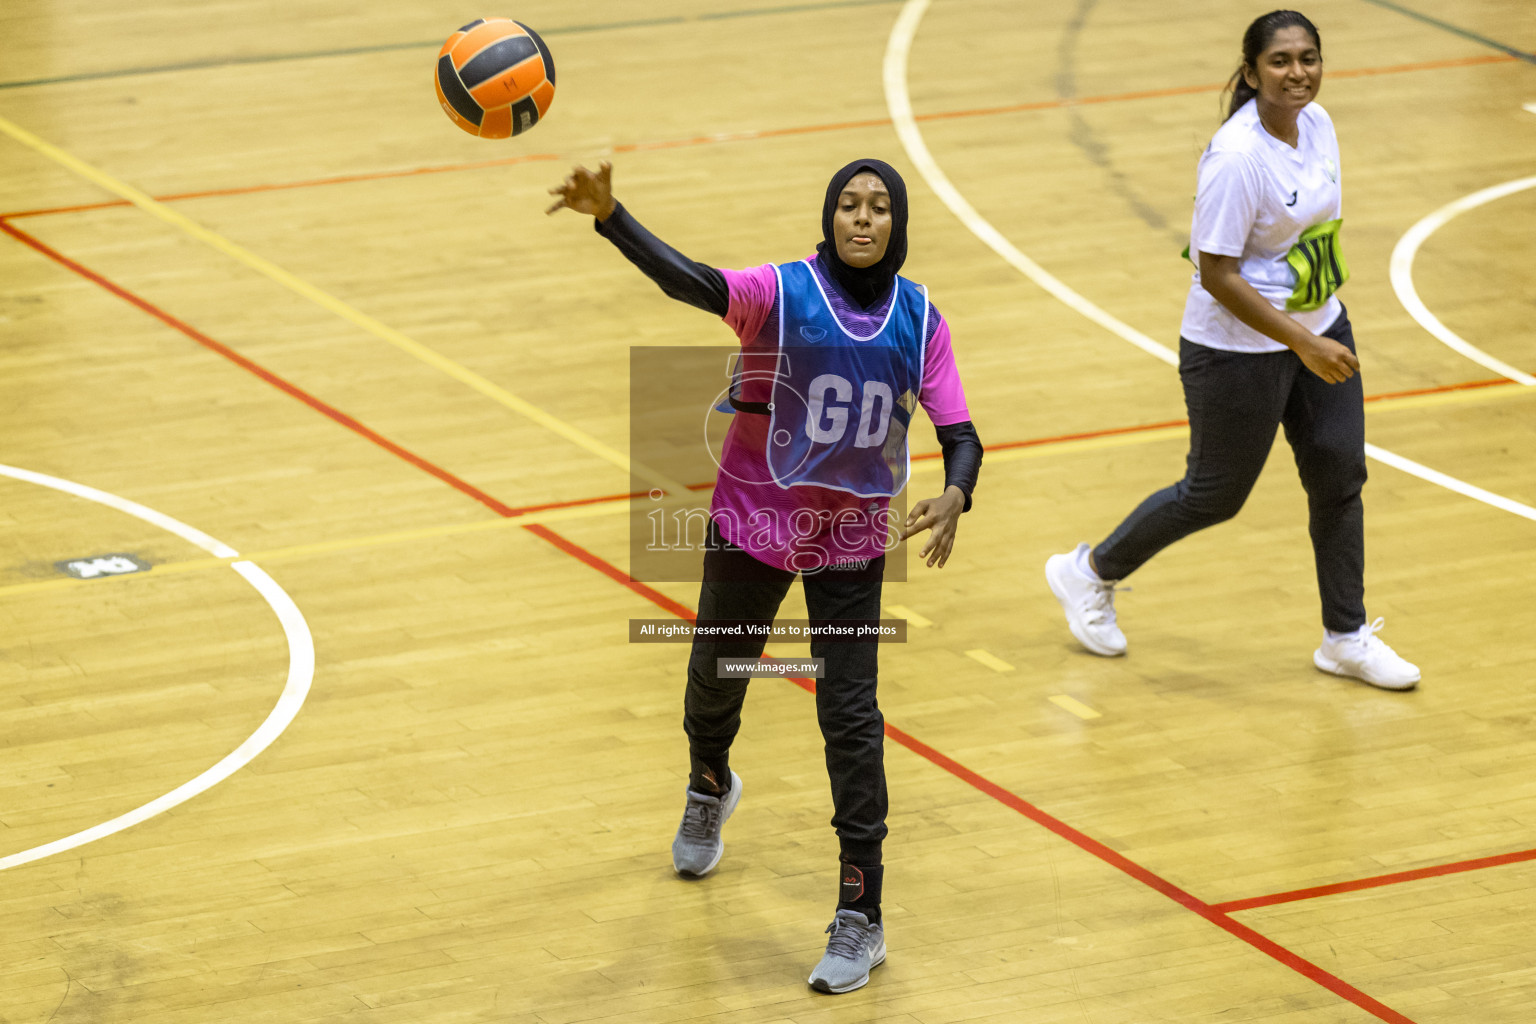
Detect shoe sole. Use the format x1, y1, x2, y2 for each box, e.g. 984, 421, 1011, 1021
1313, 649, 1419, 691
809, 947, 885, 994
1045, 555, 1125, 658
673, 772, 742, 879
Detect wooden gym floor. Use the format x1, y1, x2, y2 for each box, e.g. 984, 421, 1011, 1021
2, 1, 1534, 1021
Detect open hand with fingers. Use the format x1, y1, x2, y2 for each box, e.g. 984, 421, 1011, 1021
900, 486, 966, 568
547, 160, 616, 220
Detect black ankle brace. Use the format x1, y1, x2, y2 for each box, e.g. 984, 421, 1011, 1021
837, 862, 884, 923
688, 754, 729, 795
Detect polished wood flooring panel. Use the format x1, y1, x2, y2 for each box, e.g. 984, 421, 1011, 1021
2, 0, 1535, 1021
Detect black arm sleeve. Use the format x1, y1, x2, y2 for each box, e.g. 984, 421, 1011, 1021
934, 420, 983, 513
593, 202, 730, 317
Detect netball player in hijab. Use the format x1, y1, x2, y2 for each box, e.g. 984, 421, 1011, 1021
1044, 10, 1418, 690
549, 157, 982, 993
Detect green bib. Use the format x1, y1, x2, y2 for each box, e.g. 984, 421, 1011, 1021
1285, 218, 1348, 311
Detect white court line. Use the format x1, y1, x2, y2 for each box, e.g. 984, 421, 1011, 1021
1364, 443, 1536, 521
881, 0, 1178, 369
0, 465, 314, 871
1389, 176, 1536, 386
0, 463, 238, 558
884, 0, 1535, 522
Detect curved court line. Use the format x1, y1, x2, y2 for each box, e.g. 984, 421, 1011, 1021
0, 464, 314, 871
0, 217, 533, 522
886, 0, 1536, 526
0, 115, 687, 498
883, 5, 1507, 1021
0, 463, 238, 558
883, 0, 1178, 368
1389, 176, 1536, 385
5, 377, 1527, 604
0, 55, 1514, 224
4, 376, 1528, 604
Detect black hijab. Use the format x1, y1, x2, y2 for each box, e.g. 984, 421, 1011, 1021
814, 158, 909, 311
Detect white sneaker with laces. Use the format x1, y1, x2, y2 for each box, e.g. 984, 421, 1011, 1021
1313, 618, 1420, 690
1045, 543, 1127, 657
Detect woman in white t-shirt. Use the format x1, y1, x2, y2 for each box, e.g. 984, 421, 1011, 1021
1045, 10, 1419, 690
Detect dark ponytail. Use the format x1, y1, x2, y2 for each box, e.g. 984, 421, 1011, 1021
1222, 10, 1322, 120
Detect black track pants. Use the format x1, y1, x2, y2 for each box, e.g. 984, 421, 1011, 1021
684, 523, 887, 863
1092, 307, 1368, 633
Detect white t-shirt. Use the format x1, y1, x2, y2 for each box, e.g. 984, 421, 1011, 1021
1180, 98, 1344, 353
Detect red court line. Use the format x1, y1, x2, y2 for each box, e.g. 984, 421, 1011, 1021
907, 375, 1514, 464
1362, 376, 1512, 402
1214, 846, 1536, 914
908, 417, 1189, 464
523, 522, 1418, 1024
3, 212, 1516, 526
512, 479, 718, 515
510, 371, 1514, 510
0, 209, 1499, 1022
0, 217, 520, 520
0, 152, 565, 221
498, 373, 1517, 509
0, 53, 1517, 222
982, 417, 1190, 452
511, 488, 648, 515
928, 53, 1518, 123
0, 216, 710, 525
1327, 52, 1516, 79
520, 522, 697, 621
0, 48, 1515, 1017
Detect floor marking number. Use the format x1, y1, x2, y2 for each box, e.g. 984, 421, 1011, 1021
57, 553, 148, 579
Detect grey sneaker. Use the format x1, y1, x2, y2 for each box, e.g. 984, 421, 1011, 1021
671, 771, 741, 878
807, 909, 886, 994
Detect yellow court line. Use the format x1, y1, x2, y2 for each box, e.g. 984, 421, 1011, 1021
0, 114, 688, 497
0, 498, 636, 601
958, 427, 1191, 470
921, 382, 1536, 473
885, 603, 932, 627
1049, 695, 1103, 720
0, 557, 229, 599
965, 648, 1014, 673
1363, 384, 1536, 415
5, 380, 1531, 603
3, 107, 1526, 497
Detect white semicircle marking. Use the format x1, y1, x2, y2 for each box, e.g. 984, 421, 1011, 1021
0, 463, 314, 871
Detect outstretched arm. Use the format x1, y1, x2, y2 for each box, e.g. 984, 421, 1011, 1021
548, 161, 730, 317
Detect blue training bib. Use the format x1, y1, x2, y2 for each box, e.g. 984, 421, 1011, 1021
765, 259, 929, 498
